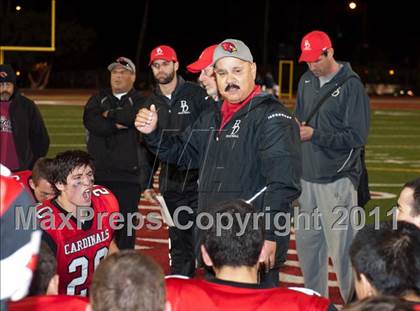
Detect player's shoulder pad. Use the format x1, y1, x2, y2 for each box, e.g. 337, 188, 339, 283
36, 202, 53, 219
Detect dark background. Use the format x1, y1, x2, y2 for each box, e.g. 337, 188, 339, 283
1, 0, 419, 93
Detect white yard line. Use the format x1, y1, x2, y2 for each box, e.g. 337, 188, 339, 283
370, 183, 403, 187
367, 145, 420, 149
370, 127, 420, 131
366, 159, 420, 164
136, 238, 168, 244
369, 134, 420, 138
374, 111, 420, 116
36, 100, 86, 105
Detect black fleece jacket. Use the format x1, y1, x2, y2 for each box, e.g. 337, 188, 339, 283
8, 91, 49, 171
145, 93, 302, 241
83, 88, 153, 188
142, 76, 213, 195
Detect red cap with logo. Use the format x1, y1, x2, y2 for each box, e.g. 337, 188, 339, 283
299, 30, 332, 63
186, 45, 218, 73
149, 45, 178, 65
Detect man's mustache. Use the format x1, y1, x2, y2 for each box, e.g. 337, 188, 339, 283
225, 84, 240, 92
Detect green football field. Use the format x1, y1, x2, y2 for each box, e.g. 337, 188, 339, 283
39, 105, 420, 222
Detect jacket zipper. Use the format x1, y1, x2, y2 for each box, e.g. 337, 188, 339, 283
337, 148, 354, 173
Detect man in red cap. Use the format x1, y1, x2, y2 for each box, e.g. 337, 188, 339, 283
136, 39, 302, 287
187, 44, 219, 101
143, 45, 212, 278
294, 30, 371, 302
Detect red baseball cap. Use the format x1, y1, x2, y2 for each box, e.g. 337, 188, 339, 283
149, 45, 178, 65
299, 30, 332, 63
186, 45, 218, 73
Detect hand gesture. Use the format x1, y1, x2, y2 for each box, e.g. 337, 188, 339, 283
135, 104, 158, 134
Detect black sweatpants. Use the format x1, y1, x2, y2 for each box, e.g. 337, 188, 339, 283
259, 233, 290, 288
164, 190, 198, 277
96, 180, 142, 250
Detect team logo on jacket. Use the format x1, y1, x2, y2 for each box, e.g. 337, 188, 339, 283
0, 116, 12, 133
221, 42, 237, 53
226, 120, 241, 138
178, 100, 190, 114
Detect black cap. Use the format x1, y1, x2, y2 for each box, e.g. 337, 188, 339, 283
0, 64, 17, 85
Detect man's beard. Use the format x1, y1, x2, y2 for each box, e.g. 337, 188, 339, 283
0, 92, 12, 101
155, 71, 175, 85
310, 69, 321, 77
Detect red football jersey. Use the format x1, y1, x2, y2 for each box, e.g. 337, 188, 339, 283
166, 278, 332, 311
8, 295, 89, 311
37, 185, 119, 296
11, 170, 33, 200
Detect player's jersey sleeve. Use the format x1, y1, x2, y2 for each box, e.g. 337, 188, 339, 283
10, 170, 34, 201
92, 185, 119, 213
92, 184, 120, 231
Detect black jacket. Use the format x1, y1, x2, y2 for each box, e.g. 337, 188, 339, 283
83, 88, 153, 187
145, 93, 302, 240
9, 91, 49, 171
143, 76, 213, 195
295, 62, 371, 186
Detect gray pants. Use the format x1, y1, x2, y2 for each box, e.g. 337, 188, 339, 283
295, 178, 358, 302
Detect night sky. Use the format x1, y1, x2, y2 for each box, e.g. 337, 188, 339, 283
4, 0, 420, 86
63, 0, 419, 66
